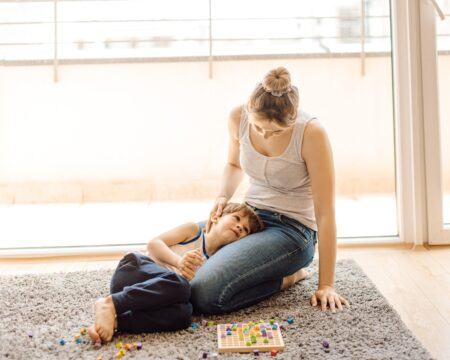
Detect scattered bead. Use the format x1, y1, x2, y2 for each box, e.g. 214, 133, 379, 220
263, 339, 269, 344
322, 340, 330, 348
125, 343, 133, 351
211, 352, 218, 359
80, 327, 87, 335
75, 338, 82, 344
253, 349, 260, 356
272, 324, 278, 330
115, 342, 123, 349
27, 331, 33, 339
270, 349, 278, 357
136, 342, 142, 350
207, 320, 215, 327
202, 351, 208, 358
269, 319, 275, 325
74, 335, 80, 341
280, 325, 285, 331
59, 339, 65, 346
246, 341, 252, 346
191, 322, 200, 330
287, 317, 294, 324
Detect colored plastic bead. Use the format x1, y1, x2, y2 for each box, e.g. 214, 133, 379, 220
246, 341, 252, 346
208, 320, 215, 327
136, 342, 142, 350
115, 351, 124, 359
191, 322, 199, 330
115, 342, 123, 349
287, 317, 294, 324
271, 349, 278, 357
263, 339, 269, 344
322, 340, 330, 348
27, 331, 33, 338
269, 319, 274, 325
272, 324, 278, 330
211, 352, 218, 359
280, 325, 285, 331
75, 338, 82, 344
80, 327, 87, 335
202, 351, 208, 358
59, 339, 65, 346
253, 349, 260, 356
125, 343, 133, 351
74, 334, 80, 340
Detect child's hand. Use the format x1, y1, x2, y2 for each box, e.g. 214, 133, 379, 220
177, 249, 205, 281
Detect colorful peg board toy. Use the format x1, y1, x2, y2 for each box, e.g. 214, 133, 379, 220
217, 321, 285, 353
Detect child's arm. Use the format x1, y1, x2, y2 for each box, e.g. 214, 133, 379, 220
147, 222, 203, 272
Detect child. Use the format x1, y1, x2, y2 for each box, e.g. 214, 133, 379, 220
88, 202, 264, 343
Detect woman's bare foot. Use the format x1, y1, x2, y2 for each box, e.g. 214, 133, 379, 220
88, 324, 101, 343
281, 268, 309, 290
94, 296, 116, 342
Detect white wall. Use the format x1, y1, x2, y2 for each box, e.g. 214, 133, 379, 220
0, 56, 418, 201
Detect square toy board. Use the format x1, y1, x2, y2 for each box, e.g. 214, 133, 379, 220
217, 321, 285, 353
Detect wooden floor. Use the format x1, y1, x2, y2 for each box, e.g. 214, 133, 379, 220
1, 244, 449, 360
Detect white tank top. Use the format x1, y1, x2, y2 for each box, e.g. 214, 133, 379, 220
239, 107, 318, 231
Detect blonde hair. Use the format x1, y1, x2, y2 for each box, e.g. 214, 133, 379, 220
247, 67, 299, 127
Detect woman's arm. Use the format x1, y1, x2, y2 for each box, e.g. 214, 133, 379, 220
302, 120, 349, 312
217, 105, 245, 201
206, 106, 245, 231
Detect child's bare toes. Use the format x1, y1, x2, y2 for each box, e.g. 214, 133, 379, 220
88, 325, 101, 343
94, 296, 116, 343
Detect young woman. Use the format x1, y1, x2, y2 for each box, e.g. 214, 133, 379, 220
190, 67, 349, 314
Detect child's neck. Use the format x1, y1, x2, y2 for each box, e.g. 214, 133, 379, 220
203, 232, 222, 257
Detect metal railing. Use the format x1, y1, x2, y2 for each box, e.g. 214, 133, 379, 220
1, 1, 448, 80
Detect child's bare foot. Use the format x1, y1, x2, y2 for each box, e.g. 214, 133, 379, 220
94, 296, 116, 342
281, 268, 309, 290
87, 324, 101, 343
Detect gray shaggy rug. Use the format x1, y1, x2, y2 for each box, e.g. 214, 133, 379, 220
0, 259, 433, 360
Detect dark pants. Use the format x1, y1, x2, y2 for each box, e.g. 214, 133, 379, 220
110, 252, 192, 334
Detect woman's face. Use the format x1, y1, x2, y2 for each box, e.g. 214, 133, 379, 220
248, 114, 292, 139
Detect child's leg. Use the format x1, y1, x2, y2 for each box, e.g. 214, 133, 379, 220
116, 302, 193, 334
110, 270, 191, 315
110, 252, 169, 294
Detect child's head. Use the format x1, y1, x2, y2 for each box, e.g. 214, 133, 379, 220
207, 203, 264, 246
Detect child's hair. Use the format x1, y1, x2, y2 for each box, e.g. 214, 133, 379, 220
247, 67, 299, 127
217, 202, 265, 234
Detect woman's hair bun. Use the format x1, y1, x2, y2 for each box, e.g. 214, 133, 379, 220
262, 67, 291, 94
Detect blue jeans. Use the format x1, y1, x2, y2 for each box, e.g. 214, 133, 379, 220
190, 207, 317, 315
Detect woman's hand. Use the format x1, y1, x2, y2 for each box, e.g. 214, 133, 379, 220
205, 196, 228, 232
177, 249, 205, 281
310, 285, 350, 312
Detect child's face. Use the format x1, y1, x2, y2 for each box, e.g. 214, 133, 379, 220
209, 211, 251, 245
